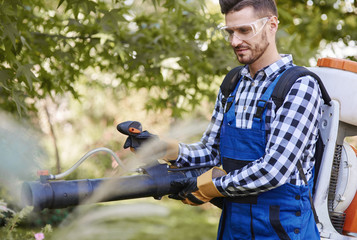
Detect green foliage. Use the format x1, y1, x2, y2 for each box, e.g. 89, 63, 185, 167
4, 207, 33, 235
121, 205, 219, 240
51, 200, 221, 240
0, 0, 356, 117
0, 198, 55, 239
277, 0, 357, 65
0, 205, 33, 240
22, 208, 72, 228
0, 0, 232, 118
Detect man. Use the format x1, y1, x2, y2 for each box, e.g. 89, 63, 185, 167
121, 0, 322, 239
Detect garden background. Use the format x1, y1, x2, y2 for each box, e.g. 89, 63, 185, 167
0, 0, 356, 239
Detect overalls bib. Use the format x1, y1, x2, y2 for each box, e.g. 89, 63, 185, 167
217, 71, 320, 240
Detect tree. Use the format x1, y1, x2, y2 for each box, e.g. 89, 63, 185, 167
0, 0, 356, 118
277, 0, 357, 63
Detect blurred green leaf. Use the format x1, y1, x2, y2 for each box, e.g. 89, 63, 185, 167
16, 64, 36, 91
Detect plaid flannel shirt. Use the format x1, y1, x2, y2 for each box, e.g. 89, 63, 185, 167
176, 55, 322, 197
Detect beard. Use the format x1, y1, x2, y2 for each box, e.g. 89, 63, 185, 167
233, 31, 270, 65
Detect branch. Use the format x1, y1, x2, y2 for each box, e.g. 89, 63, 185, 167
44, 102, 61, 174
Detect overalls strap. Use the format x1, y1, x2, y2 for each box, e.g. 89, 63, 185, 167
224, 77, 243, 127
252, 68, 289, 130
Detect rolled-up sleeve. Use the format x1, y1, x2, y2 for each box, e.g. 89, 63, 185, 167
176, 90, 224, 168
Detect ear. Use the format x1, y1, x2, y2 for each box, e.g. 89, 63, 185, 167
268, 16, 279, 33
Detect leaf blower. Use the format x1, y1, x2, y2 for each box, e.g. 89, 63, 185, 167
21, 122, 218, 211
21, 160, 215, 211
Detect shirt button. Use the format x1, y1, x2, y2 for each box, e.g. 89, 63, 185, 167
243, 106, 247, 110
251, 82, 255, 86
294, 229, 300, 234
295, 195, 301, 200
295, 211, 301, 217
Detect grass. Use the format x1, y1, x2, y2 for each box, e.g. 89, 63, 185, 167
1, 198, 222, 240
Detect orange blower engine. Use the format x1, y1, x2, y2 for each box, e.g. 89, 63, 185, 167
343, 145, 357, 236
344, 192, 357, 236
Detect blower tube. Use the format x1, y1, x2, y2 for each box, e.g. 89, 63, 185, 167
21, 163, 215, 211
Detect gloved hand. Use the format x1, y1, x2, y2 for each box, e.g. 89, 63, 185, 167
123, 130, 156, 150
169, 167, 227, 205
117, 121, 157, 151
116, 121, 179, 161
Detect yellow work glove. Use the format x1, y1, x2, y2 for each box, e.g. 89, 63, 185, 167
169, 167, 226, 205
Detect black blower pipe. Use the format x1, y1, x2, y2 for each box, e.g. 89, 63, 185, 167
21, 163, 215, 211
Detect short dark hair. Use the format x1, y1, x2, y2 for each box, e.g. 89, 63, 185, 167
219, 0, 278, 17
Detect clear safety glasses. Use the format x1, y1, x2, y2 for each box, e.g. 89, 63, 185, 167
220, 17, 270, 42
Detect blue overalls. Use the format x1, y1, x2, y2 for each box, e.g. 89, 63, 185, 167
217, 71, 320, 240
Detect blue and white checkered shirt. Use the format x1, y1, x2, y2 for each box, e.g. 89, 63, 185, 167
176, 55, 322, 197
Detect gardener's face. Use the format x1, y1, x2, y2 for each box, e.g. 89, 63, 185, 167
224, 7, 271, 65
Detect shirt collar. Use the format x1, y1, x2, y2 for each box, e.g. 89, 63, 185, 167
240, 54, 294, 80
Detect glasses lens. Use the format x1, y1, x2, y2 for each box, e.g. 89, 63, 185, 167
220, 17, 269, 42
234, 25, 255, 39
221, 24, 255, 41
220, 27, 231, 41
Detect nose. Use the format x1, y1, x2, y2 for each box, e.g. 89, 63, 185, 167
230, 34, 244, 47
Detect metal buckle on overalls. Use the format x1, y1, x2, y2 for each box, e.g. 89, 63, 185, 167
254, 99, 267, 119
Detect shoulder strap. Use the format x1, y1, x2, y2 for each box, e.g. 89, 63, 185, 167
297, 160, 320, 224
274, 66, 331, 224
221, 66, 331, 110
272, 66, 331, 110
220, 66, 244, 106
